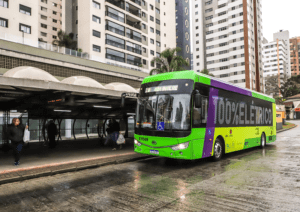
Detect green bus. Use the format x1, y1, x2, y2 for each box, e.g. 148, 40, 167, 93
134, 71, 276, 160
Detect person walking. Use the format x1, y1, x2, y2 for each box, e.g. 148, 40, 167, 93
47, 120, 58, 149
7, 118, 25, 166
104, 119, 120, 151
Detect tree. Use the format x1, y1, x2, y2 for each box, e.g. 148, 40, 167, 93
150, 47, 189, 75
200, 69, 215, 77
265, 74, 300, 99
52, 30, 77, 50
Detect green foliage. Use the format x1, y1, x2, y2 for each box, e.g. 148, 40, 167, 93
200, 69, 215, 77
150, 47, 189, 75
52, 30, 77, 50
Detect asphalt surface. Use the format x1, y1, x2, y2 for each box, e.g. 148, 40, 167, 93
0, 121, 300, 212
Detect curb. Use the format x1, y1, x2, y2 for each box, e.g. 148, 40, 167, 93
277, 124, 298, 133
0, 154, 152, 185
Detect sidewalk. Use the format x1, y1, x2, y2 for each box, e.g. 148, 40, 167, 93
277, 124, 298, 133
0, 138, 150, 185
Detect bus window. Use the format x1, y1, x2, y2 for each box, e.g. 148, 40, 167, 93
193, 83, 209, 128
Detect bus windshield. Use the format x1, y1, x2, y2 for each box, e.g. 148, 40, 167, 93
136, 94, 191, 131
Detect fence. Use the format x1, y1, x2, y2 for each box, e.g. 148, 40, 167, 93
0, 31, 148, 73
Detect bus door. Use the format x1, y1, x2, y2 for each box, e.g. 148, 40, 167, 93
192, 83, 209, 159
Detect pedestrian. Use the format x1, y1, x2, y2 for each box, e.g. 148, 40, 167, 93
47, 120, 57, 149
104, 119, 120, 151
7, 118, 25, 166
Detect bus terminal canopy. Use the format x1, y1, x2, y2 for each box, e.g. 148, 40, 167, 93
0, 67, 139, 119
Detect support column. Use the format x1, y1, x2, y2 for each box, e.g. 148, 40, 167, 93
65, 119, 72, 138
73, 119, 76, 140
86, 119, 89, 139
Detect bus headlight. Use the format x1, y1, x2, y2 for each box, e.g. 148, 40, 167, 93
170, 142, 189, 151
134, 139, 142, 146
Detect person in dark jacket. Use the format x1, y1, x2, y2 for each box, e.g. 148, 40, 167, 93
7, 118, 25, 166
47, 120, 57, 149
104, 119, 120, 150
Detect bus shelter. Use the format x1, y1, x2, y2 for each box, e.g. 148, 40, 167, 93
0, 67, 139, 148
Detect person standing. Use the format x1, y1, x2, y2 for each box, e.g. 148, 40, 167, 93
7, 118, 25, 166
47, 120, 57, 149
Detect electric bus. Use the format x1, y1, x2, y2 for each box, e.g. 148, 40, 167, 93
134, 71, 276, 160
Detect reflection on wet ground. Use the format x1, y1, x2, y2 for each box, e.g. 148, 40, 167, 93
1, 122, 300, 211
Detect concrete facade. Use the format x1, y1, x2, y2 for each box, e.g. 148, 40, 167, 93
192, 0, 264, 92
289, 36, 300, 77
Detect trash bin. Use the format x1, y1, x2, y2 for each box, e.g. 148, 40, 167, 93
282, 119, 286, 125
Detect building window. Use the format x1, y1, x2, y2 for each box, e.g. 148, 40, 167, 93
41, 6, 47, 12
19, 4, 31, 15
53, 11, 57, 15
19, 23, 31, 34
52, 2, 57, 7
150, 39, 154, 44
106, 48, 125, 62
142, 12, 146, 17
41, 0, 47, 3
93, 45, 101, 52
150, 4, 153, 10
156, 52, 160, 57
92, 15, 101, 24
155, 8, 160, 14
150, 27, 154, 33
0, 18, 8, 28
41, 32, 47, 37
143, 59, 146, 65
156, 41, 160, 47
93, 1, 100, 9
142, 35, 146, 41
52, 35, 57, 39
142, 23, 146, 29
41, 23, 47, 29
93, 30, 100, 38
142, 47, 146, 53
150, 50, 154, 55
53, 19, 58, 23
142, 0, 145, 6
156, 19, 160, 25
150, 16, 154, 21
0, 0, 8, 8
156, 30, 160, 36
53, 27, 57, 31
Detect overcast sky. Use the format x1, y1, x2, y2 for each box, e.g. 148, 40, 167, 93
262, 0, 300, 42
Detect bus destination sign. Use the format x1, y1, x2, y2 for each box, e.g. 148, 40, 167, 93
145, 85, 178, 93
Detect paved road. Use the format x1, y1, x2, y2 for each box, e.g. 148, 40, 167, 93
1, 121, 300, 212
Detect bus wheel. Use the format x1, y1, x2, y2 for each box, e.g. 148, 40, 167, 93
260, 133, 266, 148
213, 139, 223, 161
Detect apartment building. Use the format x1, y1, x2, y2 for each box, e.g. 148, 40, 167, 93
192, 0, 264, 92
262, 39, 289, 84
0, 0, 176, 73
290, 36, 300, 76
63, 0, 176, 72
175, 0, 191, 69
39, 0, 63, 44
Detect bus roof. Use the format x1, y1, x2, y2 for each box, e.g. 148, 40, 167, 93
142, 71, 275, 103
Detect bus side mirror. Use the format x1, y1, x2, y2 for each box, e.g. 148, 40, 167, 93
195, 91, 202, 108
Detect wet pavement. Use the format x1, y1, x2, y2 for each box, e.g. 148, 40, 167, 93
0, 121, 300, 212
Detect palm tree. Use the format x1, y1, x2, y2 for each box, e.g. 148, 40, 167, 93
200, 69, 215, 77
150, 47, 189, 75
52, 30, 77, 50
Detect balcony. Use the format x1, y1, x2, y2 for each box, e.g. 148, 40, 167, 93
130, 0, 141, 6
106, 54, 125, 63
105, 11, 125, 23
106, 39, 125, 49
106, 24, 125, 36
126, 33, 141, 42
127, 59, 141, 66
126, 19, 141, 30
126, 3, 141, 18
127, 46, 141, 55
106, 0, 125, 9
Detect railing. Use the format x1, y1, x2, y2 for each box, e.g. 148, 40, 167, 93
126, 33, 142, 42
126, 7, 141, 17
106, 0, 125, 9
127, 59, 141, 66
0, 31, 148, 73
127, 46, 142, 54
130, 0, 141, 6
106, 24, 125, 36
106, 54, 125, 63
126, 20, 141, 30
106, 39, 125, 49
105, 11, 125, 23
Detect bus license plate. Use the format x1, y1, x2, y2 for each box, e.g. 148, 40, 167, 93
150, 150, 159, 155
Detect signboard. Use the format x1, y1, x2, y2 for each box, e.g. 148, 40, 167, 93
295, 108, 300, 112
145, 85, 178, 93
157, 122, 165, 131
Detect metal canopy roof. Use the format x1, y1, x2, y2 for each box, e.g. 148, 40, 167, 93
0, 76, 137, 119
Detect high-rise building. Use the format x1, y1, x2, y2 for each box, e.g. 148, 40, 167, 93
273, 30, 291, 78
192, 0, 264, 92
289, 36, 300, 76
175, 0, 191, 69
0, 0, 176, 73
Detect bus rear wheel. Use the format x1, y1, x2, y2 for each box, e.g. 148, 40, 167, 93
260, 133, 266, 148
213, 139, 223, 161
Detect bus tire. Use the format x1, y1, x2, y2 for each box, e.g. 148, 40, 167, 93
260, 133, 266, 148
213, 138, 223, 161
